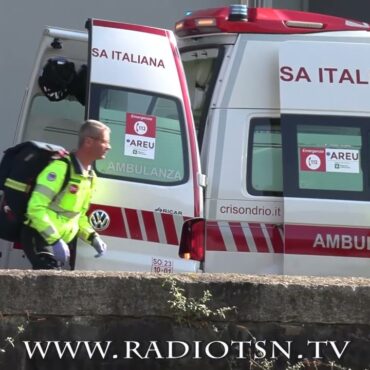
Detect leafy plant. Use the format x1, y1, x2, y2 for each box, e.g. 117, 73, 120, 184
0, 324, 26, 354
163, 277, 236, 327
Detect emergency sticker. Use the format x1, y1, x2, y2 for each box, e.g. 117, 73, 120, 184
325, 148, 359, 173
300, 148, 325, 172
124, 113, 156, 159
47, 172, 57, 181
300, 147, 360, 173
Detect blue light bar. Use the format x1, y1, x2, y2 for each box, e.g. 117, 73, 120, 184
229, 4, 248, 21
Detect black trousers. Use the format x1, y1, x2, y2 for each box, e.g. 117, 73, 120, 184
20, 225, 77, 270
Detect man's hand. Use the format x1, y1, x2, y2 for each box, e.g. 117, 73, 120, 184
52, 239, 70, 264
91, 236, 107, 258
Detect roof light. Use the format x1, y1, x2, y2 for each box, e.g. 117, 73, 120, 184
285, 20, 324, 29
229, 4, 248, 21
185, 11, 193, 16
195, 18, 217, 27
175, 21, 184, 32
345, 20, 370, 29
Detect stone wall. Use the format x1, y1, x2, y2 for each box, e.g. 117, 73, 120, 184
0, 270, 369, 369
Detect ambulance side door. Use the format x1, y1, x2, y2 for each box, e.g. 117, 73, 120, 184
76, 19, 202, 272
279, 40, 370, 277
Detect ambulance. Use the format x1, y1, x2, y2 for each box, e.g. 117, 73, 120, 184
1, 4, 370, 277
175, 4, 370, 277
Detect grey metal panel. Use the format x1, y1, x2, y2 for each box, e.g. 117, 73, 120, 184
309, 0, 370, 22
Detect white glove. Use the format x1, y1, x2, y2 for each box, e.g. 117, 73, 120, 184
91, 236, 107, 258
52, 239, 70, 265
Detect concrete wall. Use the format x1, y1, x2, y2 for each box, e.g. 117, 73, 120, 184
0, 271, 369, 369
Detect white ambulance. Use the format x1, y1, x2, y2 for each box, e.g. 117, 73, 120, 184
175, 4, 370, 277
2, 4, 370, 277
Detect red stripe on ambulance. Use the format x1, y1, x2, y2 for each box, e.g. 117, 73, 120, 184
89, 204, 128, 238
271, 225, 284, 253
88, 204, 184, 246
229, 222, 249, 252
124, 209, 143, 240
89, 205, 370, 258
207, 221, 227, 251
285, 224, 370, 258
87, 211, 286, 253
206, 221, 283, 253
249, 223, 270, 253
161, 213, 179, 245
141, 210, 160, 243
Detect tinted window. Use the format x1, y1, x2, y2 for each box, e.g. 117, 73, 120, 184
248, 118, 282, 196
297, 125, 362, 191
282, 115, 370, 201
89, 84, 188, 185
181, 47, 224, 147
22, 95, 84, 150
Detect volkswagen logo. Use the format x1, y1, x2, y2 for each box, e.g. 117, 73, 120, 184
89, 209, 110, 231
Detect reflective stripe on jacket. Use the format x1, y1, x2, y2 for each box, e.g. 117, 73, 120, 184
25, 154, 97, 244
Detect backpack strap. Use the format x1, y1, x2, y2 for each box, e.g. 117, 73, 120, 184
58, 157, 71, 193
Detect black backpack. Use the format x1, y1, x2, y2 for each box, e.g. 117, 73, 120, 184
0, 141, 70, 242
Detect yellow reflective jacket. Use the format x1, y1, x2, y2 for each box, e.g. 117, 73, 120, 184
25, 154, 97, 245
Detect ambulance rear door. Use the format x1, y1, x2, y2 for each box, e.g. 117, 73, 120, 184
279, 40, 370, 277
76, 19, 203, 272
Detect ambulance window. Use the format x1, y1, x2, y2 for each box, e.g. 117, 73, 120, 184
297, 125, 362, 192
181, 47, 224, 147
22, 95, 84, 150
89, 84, 188, 185
248, 118, 283, 196
282, 115, 369, 200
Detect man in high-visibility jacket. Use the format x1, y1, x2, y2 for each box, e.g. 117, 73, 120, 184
21, 119, 111, 269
